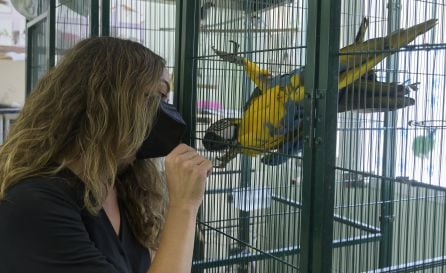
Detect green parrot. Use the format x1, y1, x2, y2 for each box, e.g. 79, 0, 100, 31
203, 18, 438, 167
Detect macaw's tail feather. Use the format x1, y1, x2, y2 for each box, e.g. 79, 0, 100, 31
354, 17, 369, 43
202, 118, 240, 151
338, 19, 438, 89
340, 19, 437, 68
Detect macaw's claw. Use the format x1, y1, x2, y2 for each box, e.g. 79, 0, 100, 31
214, 148, 239, 168
211, 40, 244, 66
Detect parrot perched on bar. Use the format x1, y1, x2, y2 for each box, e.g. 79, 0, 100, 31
203, 18, 438, 167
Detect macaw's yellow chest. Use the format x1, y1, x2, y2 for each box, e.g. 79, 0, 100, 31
237, 85, 288, 155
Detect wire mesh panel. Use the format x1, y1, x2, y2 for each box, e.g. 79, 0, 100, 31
54, 0, 90, 63
26, 0, 51, 92
193, 0, 446, 272
27, 0, 177, 93
194, 0, 306, 272
26, 0, 88, 91
24, 0, 446, 272
27, 19, 49, 91
107, 0, 177, 92
334, 0, 446, 272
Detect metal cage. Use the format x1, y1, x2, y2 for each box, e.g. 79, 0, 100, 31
25, 0, 446, 272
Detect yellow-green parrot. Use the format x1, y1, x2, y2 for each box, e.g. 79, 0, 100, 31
203, 18, 437, 167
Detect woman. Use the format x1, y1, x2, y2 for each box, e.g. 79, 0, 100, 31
0, 37, 212, 273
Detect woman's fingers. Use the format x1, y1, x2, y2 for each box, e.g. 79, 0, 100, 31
199, 159, 213, 177
178, 151, 200, 162
164, 144, 213, 210
168, 143, 194, 156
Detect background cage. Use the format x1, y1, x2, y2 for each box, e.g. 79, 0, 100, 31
22, 0, 446, 272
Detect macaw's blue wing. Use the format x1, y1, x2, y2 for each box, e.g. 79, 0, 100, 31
261, 99, 304, 165
263, 67, 305, 89
261, 136, 303, 165
265, 100, 303, 136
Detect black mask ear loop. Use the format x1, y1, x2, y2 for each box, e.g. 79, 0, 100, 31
135, 101, 187, 159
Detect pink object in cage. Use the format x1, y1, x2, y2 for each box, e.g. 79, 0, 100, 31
197, 100, 223, 110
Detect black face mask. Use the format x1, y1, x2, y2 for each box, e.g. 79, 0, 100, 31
136, 101, 186, 159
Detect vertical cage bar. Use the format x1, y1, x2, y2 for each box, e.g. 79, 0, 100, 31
300, 0, 317, 269
26, 25, 33, 95
175, 1, 200, 271
173, 0, 200, 268
237, 7, 254, 273
300, 0, 341, 272
47, 0, 56, 69
90, 0, 100, 37
379, 0, 401, 268
101, 0, 110, 36
26, 5, 50, 95
174, 0, 199, 147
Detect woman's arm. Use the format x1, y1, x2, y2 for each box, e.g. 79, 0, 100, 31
148, 206, 198, 273
148, 144, 212, 273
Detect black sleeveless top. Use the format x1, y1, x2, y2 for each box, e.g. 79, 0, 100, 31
0, 169, 150, 273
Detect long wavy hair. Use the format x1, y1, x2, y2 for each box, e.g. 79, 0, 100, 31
0, 37, 168, 250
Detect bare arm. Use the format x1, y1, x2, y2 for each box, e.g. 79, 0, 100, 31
148, 144, 212, 273
148, 206, 197, 273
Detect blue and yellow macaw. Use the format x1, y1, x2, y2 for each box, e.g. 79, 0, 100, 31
203, 18, 437, 167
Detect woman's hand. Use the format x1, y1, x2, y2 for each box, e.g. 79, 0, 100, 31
149, 144, 211, 273
164, 144, 212, 212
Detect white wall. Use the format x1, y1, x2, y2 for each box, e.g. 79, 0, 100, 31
0, 60, 25, 106
0, 0, 26, 107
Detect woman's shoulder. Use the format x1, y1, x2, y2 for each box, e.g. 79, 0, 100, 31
1, 169, 84, 212
0, 170, 122, 273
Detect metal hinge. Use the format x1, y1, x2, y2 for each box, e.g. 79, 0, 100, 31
387, 1, 402, 11
379, 215, 395, 223
313, 89, 325, 146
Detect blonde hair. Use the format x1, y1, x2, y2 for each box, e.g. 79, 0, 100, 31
0, 37, 167, 249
